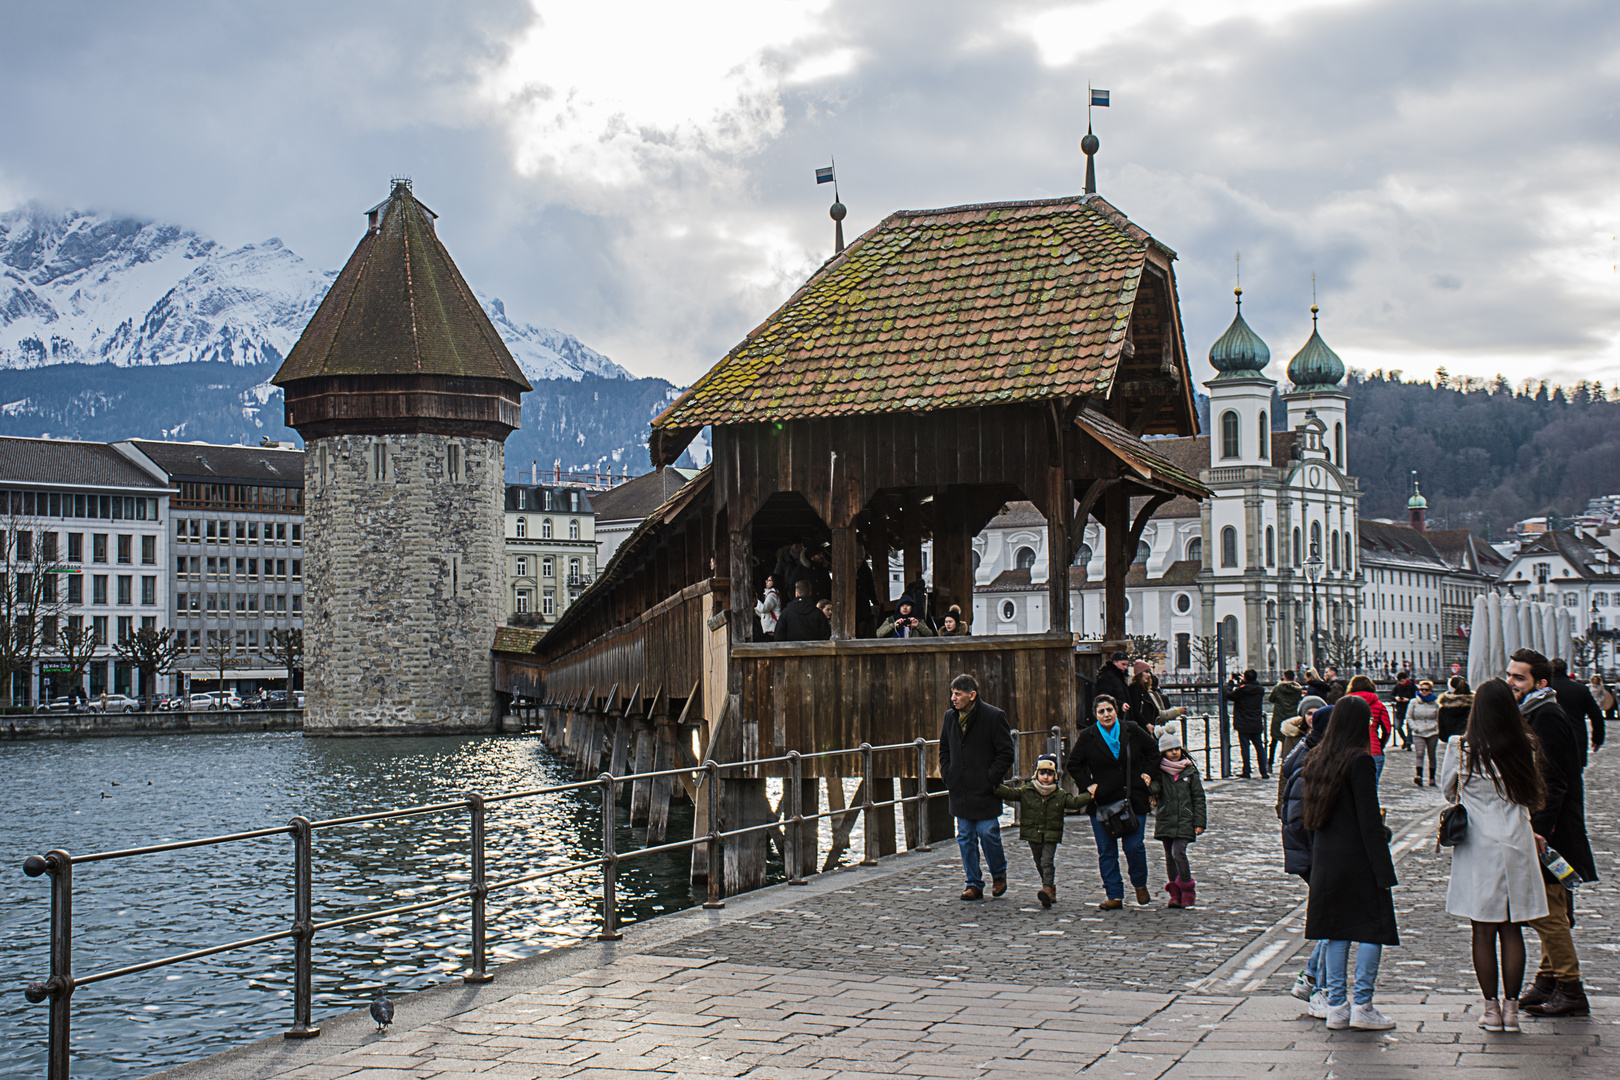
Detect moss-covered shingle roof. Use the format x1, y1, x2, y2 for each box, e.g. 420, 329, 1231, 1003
273, 183, 530, 389
652, 194, 1167, 442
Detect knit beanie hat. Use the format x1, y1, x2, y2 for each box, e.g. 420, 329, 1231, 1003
1297, 695, 1326, 720
1157, 721, 1183, 752
1133, 659, 1152, 676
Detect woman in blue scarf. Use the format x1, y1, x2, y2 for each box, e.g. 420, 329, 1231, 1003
1066, 694, 1160, 910
1407, 679, 1441, 786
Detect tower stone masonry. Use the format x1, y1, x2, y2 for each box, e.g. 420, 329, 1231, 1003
274, 181, 531, 734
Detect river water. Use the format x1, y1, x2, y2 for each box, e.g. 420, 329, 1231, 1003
0, 733, 709, 1079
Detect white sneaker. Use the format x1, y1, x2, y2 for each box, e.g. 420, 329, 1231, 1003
1307, 990, 1328, 1019
1290, 971, 1315, 1001
1350, 1004, 1395, 1031
1325, 1003, 1350, 1029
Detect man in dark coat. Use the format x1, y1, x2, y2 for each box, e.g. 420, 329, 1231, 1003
1227, 669, 1269, 779
1093, 651, 1132, 719
1507, 648, 1598, 1017
1550, 657, 1606, 758
1390, 672, 1416, 750
937, 674, 1014, 901
1067, 699, 1159, 909
1267, 671, 1303, 768
772, 580, 830, 642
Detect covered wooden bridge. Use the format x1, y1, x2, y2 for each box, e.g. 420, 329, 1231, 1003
525, 194, 1209, 888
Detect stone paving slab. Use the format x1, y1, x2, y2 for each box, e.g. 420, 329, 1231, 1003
147, 747, 1619, 1080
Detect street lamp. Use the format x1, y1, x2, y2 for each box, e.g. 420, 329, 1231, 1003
1305, 541, 1324, 671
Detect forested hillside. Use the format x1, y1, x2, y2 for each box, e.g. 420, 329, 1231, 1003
1346, 372, 1620, 534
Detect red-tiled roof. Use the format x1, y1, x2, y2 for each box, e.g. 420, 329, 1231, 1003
652, 194, 1176, 439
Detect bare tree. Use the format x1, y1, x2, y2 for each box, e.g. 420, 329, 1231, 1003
1126, 634, 1167, 664
0, 515, 72, 707
49, 618, 100, 706
1189, 634, 1221, 675
1570, 635, 1595, 677
113, 627, 185, 711
265, 627, 303, 698
1321, 625, 1366, 674
203, 630, 233, 706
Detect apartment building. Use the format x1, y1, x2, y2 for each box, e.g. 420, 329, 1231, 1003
504, 483, 595, 627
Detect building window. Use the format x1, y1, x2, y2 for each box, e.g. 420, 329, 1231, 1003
1565, 592, 1580, 607
569, 518, 580, 540
516, 517, 527, 539
1015, 546, 1036, 571
1258, 411, 1268, 458
93, 533, 107, 562
67, 576, 82, 604
1073, 543, 1093, 567
542, 588, 556, 616
447, 443, 461, 482
1176, 632, 1190, 669
1220, 411, 1240, 459
68, 533, 82, 561
372, 440, 388, 482
516, 557, 528, 577
1334, 422, 1343, 467
1000, 600, 1016, 622
141, 576, 156, 605
141, 535, 155, 565
1186, 537, 1202, 564
1266, 526, 1275, 567
93, 616, 107, 646
117, 616, 133, 643
542, 556, 554, 578
568, 557, 582, 582
1292, 527, 1302, 567
1343, 531, 1353, 574
1175, 593, 1192, 614
542, 518, 553, 540
1311, 521, 1322, 558
1331, 533, 1340, 571
1134, 541, 1151, 564
516, 589, 531, 614
93, 574, 108, 605
1220, 526, 1237, 568
1221, 615, 1239, 653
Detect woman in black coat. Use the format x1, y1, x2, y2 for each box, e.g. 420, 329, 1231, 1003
1067, 694, 1158, 911
1301, 695, 1399, 1031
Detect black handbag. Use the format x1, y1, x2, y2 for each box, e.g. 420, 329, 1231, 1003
1096, 726, 1140, 840
1438, 801, 1468, 847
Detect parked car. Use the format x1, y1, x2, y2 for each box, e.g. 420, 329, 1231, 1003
293, 691, 305, 709
187, 691, 243, 711
34, 699, 81, 714
92, 694, 141, 713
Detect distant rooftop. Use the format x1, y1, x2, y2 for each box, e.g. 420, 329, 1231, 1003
130, 440, 304, 486
0, 436, 167, 490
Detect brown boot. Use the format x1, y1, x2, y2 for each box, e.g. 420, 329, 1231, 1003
1037, 886, 1053, 908
991, 877, 1007, 897
960, 886, 983, 901
1522, 981, 1590, 1017
1047, 884, 1057, 902
1135, 885, 1152, 906
1519, 974, 1556, 1010
1098, 897, 1123, 910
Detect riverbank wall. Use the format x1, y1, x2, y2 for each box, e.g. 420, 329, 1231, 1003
0, 709, 303, 739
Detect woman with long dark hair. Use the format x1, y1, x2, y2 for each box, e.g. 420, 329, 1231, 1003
1301, 695, 1399, 1031
1442, 678, 1548, 1033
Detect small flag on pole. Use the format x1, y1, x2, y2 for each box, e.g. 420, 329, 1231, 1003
815, 166, 836, 184
1091, 88, 1110, 107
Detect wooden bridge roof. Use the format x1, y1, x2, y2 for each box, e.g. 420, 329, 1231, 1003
650, 193, 1195, 466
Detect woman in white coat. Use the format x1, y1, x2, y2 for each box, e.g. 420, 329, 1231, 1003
1442, 678, 1548, 1034
754, 576, 782, 639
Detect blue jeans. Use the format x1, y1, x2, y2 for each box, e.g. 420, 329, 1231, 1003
1323, 941, 1383, 1006
1090, 813, 1148, 899
1306, 940, 1327, 984
1372, 754, 1386, 785
956, 817, 1007, 890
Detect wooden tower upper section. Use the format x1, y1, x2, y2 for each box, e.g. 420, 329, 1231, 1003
272, 180, 531, 441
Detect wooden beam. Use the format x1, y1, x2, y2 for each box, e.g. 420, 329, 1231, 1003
1103, 485, 1129, 641
830, 526, 857, 640
1126, 493, 1173, 565
1128, 394, 1171, 438
1071, 478, 1119, 561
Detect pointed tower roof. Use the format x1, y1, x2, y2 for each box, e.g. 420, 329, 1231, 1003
273, 181, 530, 389
1286, 305, 1345, 389
1207, 287, 1270, 378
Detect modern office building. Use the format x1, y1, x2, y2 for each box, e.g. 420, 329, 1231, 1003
0, 436, 171, 703
119, 439, 305, 695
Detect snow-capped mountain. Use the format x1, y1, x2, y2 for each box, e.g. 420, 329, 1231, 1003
0, 203, 629, 381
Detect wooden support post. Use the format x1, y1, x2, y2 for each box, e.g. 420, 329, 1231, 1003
871, 777, 898, 857
723, 778, 773, 893
866, 532, 891, 611
793, 778, 819, 878
629, 712, 657, 824
1047, 466, 1073, 635
608, 713, 631, 779
823, 778, 864, 871
690, 765, 712, 884
646, 714, 676, 844
729, 526, 752, 643
1104, 484, 1129, 641
830, 526, 857, 640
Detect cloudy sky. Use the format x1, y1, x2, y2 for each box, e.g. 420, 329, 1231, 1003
4, 0, 1617, 388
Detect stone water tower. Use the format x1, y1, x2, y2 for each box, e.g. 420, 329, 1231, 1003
273, 181, 531, 733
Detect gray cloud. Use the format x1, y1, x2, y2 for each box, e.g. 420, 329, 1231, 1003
3, 0, 1617, 388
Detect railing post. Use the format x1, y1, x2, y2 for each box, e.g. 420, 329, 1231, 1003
465, 794, 494, 982
787, 752, 806, 885
285, 817, 320, 1039
702, 761, 724, 909
859, 743, 878, 866
1049, 725, 1062, 762
914, 739, 931, 852
23, 849, 73, 1080
598, 774, 622, 940
1203, 714, 1213, 780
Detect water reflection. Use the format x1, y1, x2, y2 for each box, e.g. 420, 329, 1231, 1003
0, 733, 702, 1079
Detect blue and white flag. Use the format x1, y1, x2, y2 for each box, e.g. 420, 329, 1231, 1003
815, 166, 836, 184
1091, 88, 1110, 107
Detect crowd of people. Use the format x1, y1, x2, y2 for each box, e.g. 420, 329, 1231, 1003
935, 648, 1604, 1033
753, 542, 971, 643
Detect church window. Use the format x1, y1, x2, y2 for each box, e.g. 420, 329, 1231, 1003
1000, 600, 1016, 622
1310, 521, 1321, 557
1135, 541, 1151, 564
1186, 537, 1202, 564
1292, 527, 1302, 566
1266, 526, 1275, 567
1343, 531, 1353, 574
1258, 411, 1268, 458
1175, 593, 1191, 614
1335, 423, 1343, 467
1331, 533, 1340, 571
1015, 546, 1036, 571
1220, 411, 1240, 459
515, 517, 527, 539
1220, 615, 1239, 653
1221, 526, 1238, 568
1073, 543, 1093, 567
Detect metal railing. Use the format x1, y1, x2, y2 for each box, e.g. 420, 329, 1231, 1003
19, 725, 1064, 1079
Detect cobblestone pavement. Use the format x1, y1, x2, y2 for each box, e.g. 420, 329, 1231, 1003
153, 744, 1619, 1080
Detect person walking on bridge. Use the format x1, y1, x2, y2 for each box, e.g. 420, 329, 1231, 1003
1068, 694, 1158, 910
939, 673, 1014, 901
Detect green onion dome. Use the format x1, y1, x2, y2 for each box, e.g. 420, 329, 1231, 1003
1208, 287, 1270, 377
1287, 306, 1345, 388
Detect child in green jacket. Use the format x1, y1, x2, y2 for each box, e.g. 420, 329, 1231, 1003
1148, 722, 1207, 909
994, 754, 1091, 908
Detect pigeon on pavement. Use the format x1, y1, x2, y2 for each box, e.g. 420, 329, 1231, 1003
370, 988, 394, 1033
